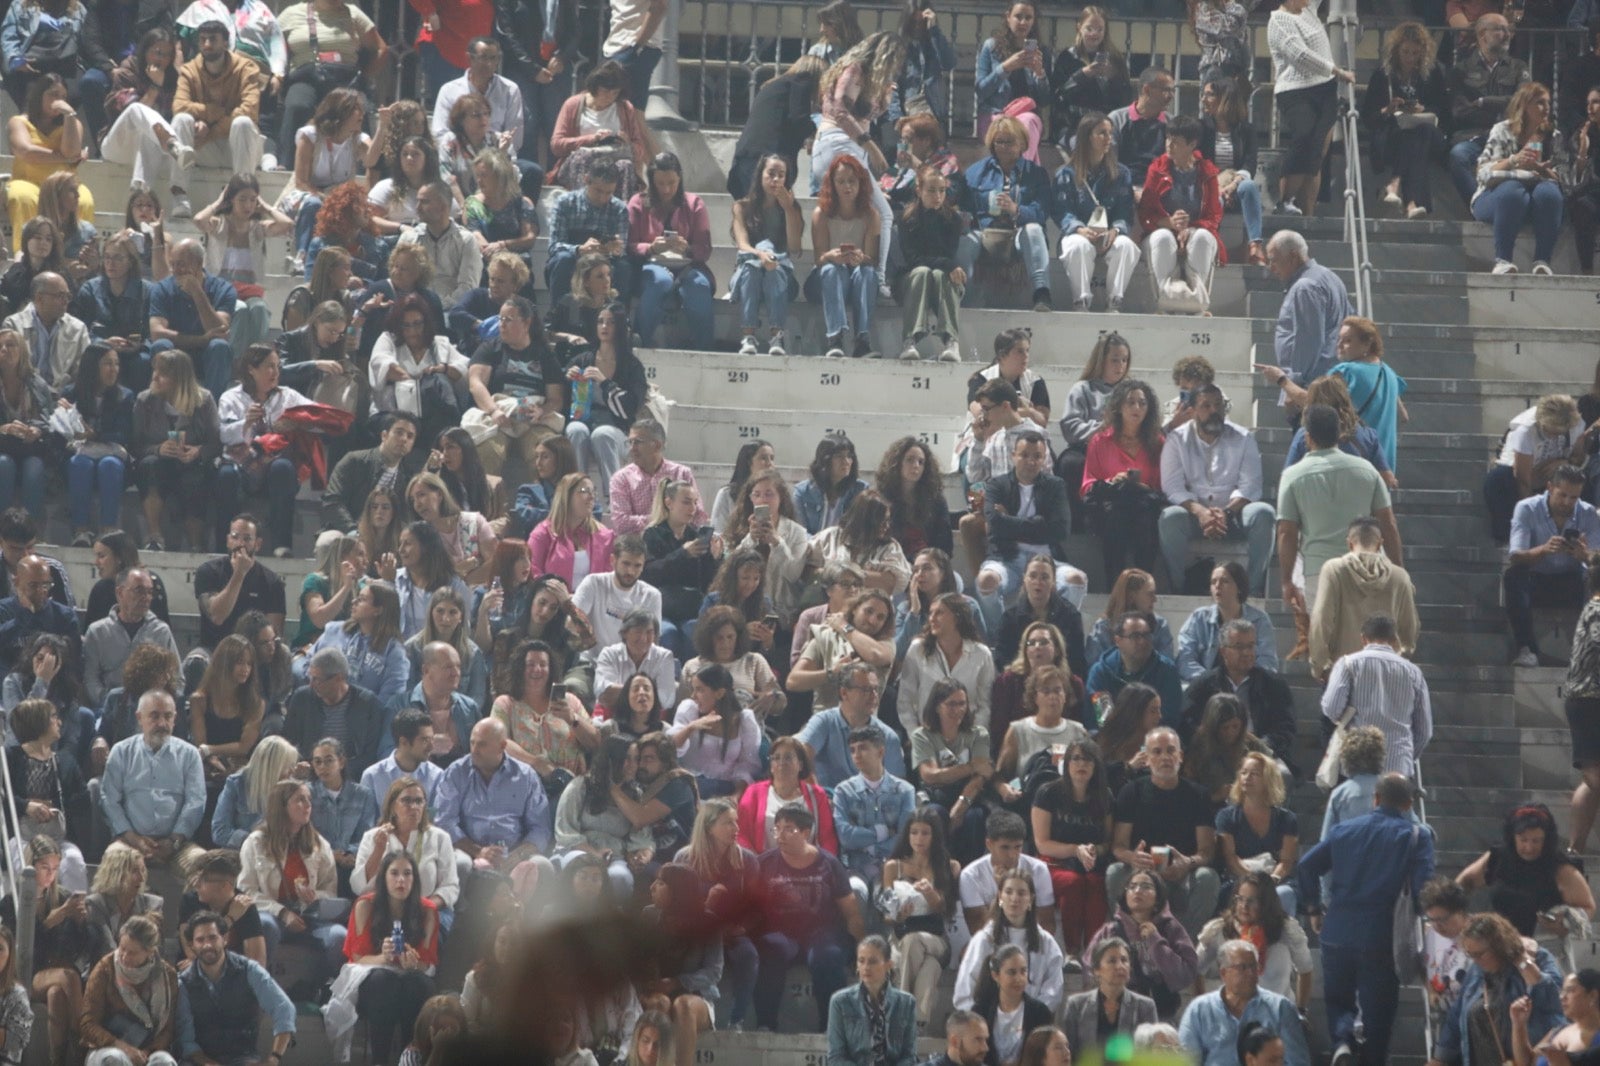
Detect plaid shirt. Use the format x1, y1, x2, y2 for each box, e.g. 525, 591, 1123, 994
547, 190, 629, 256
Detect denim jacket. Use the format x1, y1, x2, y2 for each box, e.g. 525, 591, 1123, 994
311, 777, 375, 856
1175, 603, 1279, 683
1434, 947, 1563, 1066
211, 771, 264, 850
830, 772, 917, 877
1052, 162, 1135, 236
826, 983, 919, 1066
962, 156, 1052, 230
792, 477, 866, 535
975, 37, 1049, 114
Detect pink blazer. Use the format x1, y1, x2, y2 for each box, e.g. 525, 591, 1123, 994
736, 779, 840, 856
527, 521, 616, 587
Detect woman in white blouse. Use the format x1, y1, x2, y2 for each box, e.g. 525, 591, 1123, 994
238, 779, 346, 981
367, 292, 469, 448
352, 776, 461, 932
1266, 0, 1355, 216
725, 470, 810, 621
217, 344, 315, 558
194, 174, 295, 364
896, 593, 995, 739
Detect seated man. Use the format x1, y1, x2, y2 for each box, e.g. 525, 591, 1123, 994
750, 805, 865, 1032
1108, 726, 1220, 936
0, 508, 74, 606
831, 727, 916, 891
149, 239, 236, 400
435, 717, 553, 881
609, 419, 707, 537
544, 160, 630, 303
1504, 464, 1600, 666
1485, 395, 1591, 544
1084, 611, 1184, 728
101, 690, 207, 880
179, 849, 268, 968
1311, 516, 1421, 681
177, 909, 296, 1066
170, 21, 267, 220
957, 810, 1056, 936
1447, 13, 1531, 207
1179, 619, 1297, 775
594, 608, 679, 711
322, 413, 424, 531
933, 1011, 992, 1066
465, 294, 564, 477
0, 554, 81, 675
1177, 938, 1310, 1066
361, 709, 445, 816
795, 663, 906, 792
400, 181, 485, 313
393, 642, 479, 761
194, 514, 286, 652
971, 427, 1078, 638
1109, 67, 1174, 191
279, 648, 385, 782
1158, 385, 1275, 596
1, 272, 88, 389
83, 568, 179, 710
573, 535, 662, 660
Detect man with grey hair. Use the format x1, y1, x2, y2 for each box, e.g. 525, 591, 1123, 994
148, 237, 237, 398
1179, 617, 1296, 774
83, 568, 180, 708
593, 608, 678, 710
609, 417, 708, 535
1178, 937, 1309, 1065
388, 641, 478, 761
1255, 232, 1351, 417
796, 662, 906, 791
1108, 726, 1220, 935
1, 271, 88, 389
277, 647, 384, 779
102, 689, 208, 878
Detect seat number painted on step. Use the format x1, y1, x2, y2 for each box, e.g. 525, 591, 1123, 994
695, 1052, 716, 1064
1190, 333, 1211, 345
818, 372, 841, 386
738, 425, 762, 438
911, 376, 931, 390
645, 365, 657, 379
727, 370, 749, 383
918, 431, 941, 445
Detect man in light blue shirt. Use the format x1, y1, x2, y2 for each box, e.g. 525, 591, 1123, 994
177, 909, 296, 1065
1263, 231, 1351, 403
435, 717, 552, 882
1178, 939, 1310, 1066
361, 709, 445, 819
795, 664, 906, 792
1504, 463, 1600, 665
831, 728, 916, 888
101, 690, 207, 878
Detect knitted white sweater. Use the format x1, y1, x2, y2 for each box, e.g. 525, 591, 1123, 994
1268, 6, 1338, 94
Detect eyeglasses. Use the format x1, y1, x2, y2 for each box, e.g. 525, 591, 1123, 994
1118, 631, 1153, 642
1067, 752, 1096, 763
1024, 638, 1054, 648
1222, 643, 1256, 652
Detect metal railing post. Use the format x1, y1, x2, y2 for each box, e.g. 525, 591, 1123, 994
646, 0, 693, 130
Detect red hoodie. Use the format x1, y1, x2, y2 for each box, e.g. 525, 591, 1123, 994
1137, 151, 1227, 265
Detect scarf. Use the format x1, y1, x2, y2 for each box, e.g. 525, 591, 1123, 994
112, 954, 171, 1037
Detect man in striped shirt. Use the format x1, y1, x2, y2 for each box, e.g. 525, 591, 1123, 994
1319, 614, 1432, 779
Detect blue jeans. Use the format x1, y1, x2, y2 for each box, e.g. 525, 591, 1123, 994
1320, 942, 1400, 1065
636, 264, 714, 346
217, 457, 300, 552
150, 338, 235, 401
0, 454, 44, 514
955, 223, 1052, 301
608, 45, 662, 110
732, 259, 795, 332
754, 930, 850, 1031
1449, 138, 1483, 206
419, 41, 466, 110
803, 262, 877, 340
230, 297, 271, 364
260, 910, 348, 984
293, 195, 323, 256
725, 934, 758, 1025
1472, 178, 1563, 263
1157, 501, 1277, 598
67, 454, 127, 529
78, 67, 112, 145
1233, 177, 1264, 242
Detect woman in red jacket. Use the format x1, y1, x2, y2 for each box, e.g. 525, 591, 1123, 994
1080, 378, 1166, 585
736, 736, 839, 854
1137, 115, 1224, 315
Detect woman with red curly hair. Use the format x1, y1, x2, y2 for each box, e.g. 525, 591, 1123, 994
803, 154, 881, 359
306, 181, 388, 285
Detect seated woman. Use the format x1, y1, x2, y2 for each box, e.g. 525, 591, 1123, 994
35, 176, 95, 276
1083, 868, 1198, 1019
79, 915, 180, 1066
808, 489, 912, 597
668, 663, 761, 799
1175, 560, 1279, 683
305, 180, 387, 285
466, 149, 541, 274
805, 154, 881, 360
528, 472, 616, 590
1509, 969, 1600, 1066
547, 253, 617, 362
82, 531, 169, 628
910, 679, 993, 863
431, 428, 506, 529
684, 606, 785, 723
307, 579, 409, 709
188, 634, 265, 785
876, 436, 953, 562
737, 735, 838, 855
957, 116, 1054, 312
194, 173, 296, 362
119, 188, 168, 283
4, 700, 89, 890
212, 735, 299, 850
991, 622, 1086, 762
1184, 694, 1269, 807
893, 165, 965, 364
1137, 116, 1222, 314
1080, 382, 1166, 581
973, 942, 1054, 1066
340, 852, 441, 1066
237, 611, 294, 717
789, 588, 895, 713
604, 730, 701, 863
1214, 752, 1300, 913
1199, 77, 1267, 264
953, 871, 1064, 1014
1031, 739, 1112, 968
1, 836, 93, 1064
91, 645, 179, 772
551, 60, 651, 199
238, 780, 347, 981
825, 935, 916, 1066
293, 534, 366, 650
70, 234, 151, 393
562, 304, 649, 512
493, 638, 600, 785
0, 327, 58, 516
1050, 7, 1133, 139
1473, 83, 1564, 276
975, 1, 1050, 163
724, 472, 809, 622
401, 994, 469, 1064
351, 243, 445, 364
277, 89, 372, 273
1458, 803, 1597, 938
1060, 938, 1157, 1060
216, 344, 316, 558
60, 343, 135, 546
896, 548, 982, 660
728, 154, 803, 357
554, 734, 656, 898
0, 217, 66, 322
353, 777, 460, 932
367, 135, 438, 236
5, 75, 96, 254
897, 593, 994, 742
642, 478, 722, 657
1362, 23, 1448, 223
408, 470, 497, 587
1054, 111, 1140, 313
600, 672, 665, 740
403, 587, 490, 713
993, 554, 1086, 675
880, 112, 962, 214
84, 843, 163, 962
506, 435, 582, 541
1195, 871, 1312, 1007
281, 247, 363, 335
308, 738, 376, 898
439, 92, 494, 208
997, 662, 1090, 775
629, 151, 715, 349
368, 294, 469, 450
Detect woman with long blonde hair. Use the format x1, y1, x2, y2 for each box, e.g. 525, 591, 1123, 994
294, 534, 369, 647
211, 734, 300, 850
528, 471, 616, 588
1473, 81, 1564, 275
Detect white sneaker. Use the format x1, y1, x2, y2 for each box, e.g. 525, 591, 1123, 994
1492, 259, 1517, 275
1107, 298, 1123, 314
1532, 261, 1554, 276
260, 153, 279, 171
878, 281, 893, 302
1278, 199, 1302, 216
1406, 204, 1429, 219
938, 338, 961, 362
767, 332, 786, 356
1072, 298, 1091, 312
1382, 187, 1402, 205
291, 251, 305, 275
169, 194, 193, 219
738, 333, 759, 356
1514, 648, 1540, 667
898, 341, 921, 361
165, 139, 195, 171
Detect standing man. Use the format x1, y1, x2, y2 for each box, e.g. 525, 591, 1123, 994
1255, 232, 1353, 419
1320, 615, 1432, 781
431, 37, 543, 202
1503, 464, 1600, 666
601, 0, 668, 109
1311, 516, 1421, 680
170, 21, 266, 219
1298, 773, 1436, 1066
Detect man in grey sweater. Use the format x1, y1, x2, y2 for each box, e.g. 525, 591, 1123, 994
83, 569, 180, 709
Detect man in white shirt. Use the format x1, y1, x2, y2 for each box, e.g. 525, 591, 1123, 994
397, 182, 484, 309
431, 36, 543, 201
602, 0, 668, 108
957, 810, 1056, 935
593, 608, 678, 708
572, 534, 661, 661
1158, 385, 1276, 594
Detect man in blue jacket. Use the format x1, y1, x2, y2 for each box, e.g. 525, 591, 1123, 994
1298, 773, 1435, 1066
0, 554, 80, 675
1085, 611, 1183, 726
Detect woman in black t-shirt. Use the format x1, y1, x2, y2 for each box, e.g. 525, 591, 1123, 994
1032, 739, 1112, 964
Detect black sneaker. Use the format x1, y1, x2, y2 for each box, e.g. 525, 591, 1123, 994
852, 333, 874, 358
144, 538, 164, 552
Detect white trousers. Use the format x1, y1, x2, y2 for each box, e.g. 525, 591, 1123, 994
170, 113, 265, 189
1059, 231, 1142, 305
1145, 228, 1218, 296
100, 103, 175, 191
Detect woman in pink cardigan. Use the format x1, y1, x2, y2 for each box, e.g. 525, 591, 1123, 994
550, 60, 653, 199
736, 736, 840, 855
628, 151, 716, 348
527, 471, 617, 587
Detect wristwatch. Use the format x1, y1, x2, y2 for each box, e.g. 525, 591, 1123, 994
842, 623, 856, 635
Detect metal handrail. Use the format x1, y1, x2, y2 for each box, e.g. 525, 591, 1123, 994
1414, 758, 1433, 1062
1333, 13, 1375, 317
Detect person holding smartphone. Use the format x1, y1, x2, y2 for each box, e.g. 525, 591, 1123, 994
806, 155, 881, 359
642, 478, 723, 658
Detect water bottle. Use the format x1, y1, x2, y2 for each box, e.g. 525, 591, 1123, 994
487, 576, 503, 626
390, 920, 405, 958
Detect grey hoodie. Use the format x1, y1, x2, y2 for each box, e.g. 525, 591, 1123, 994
1309, 550, 1420, 679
